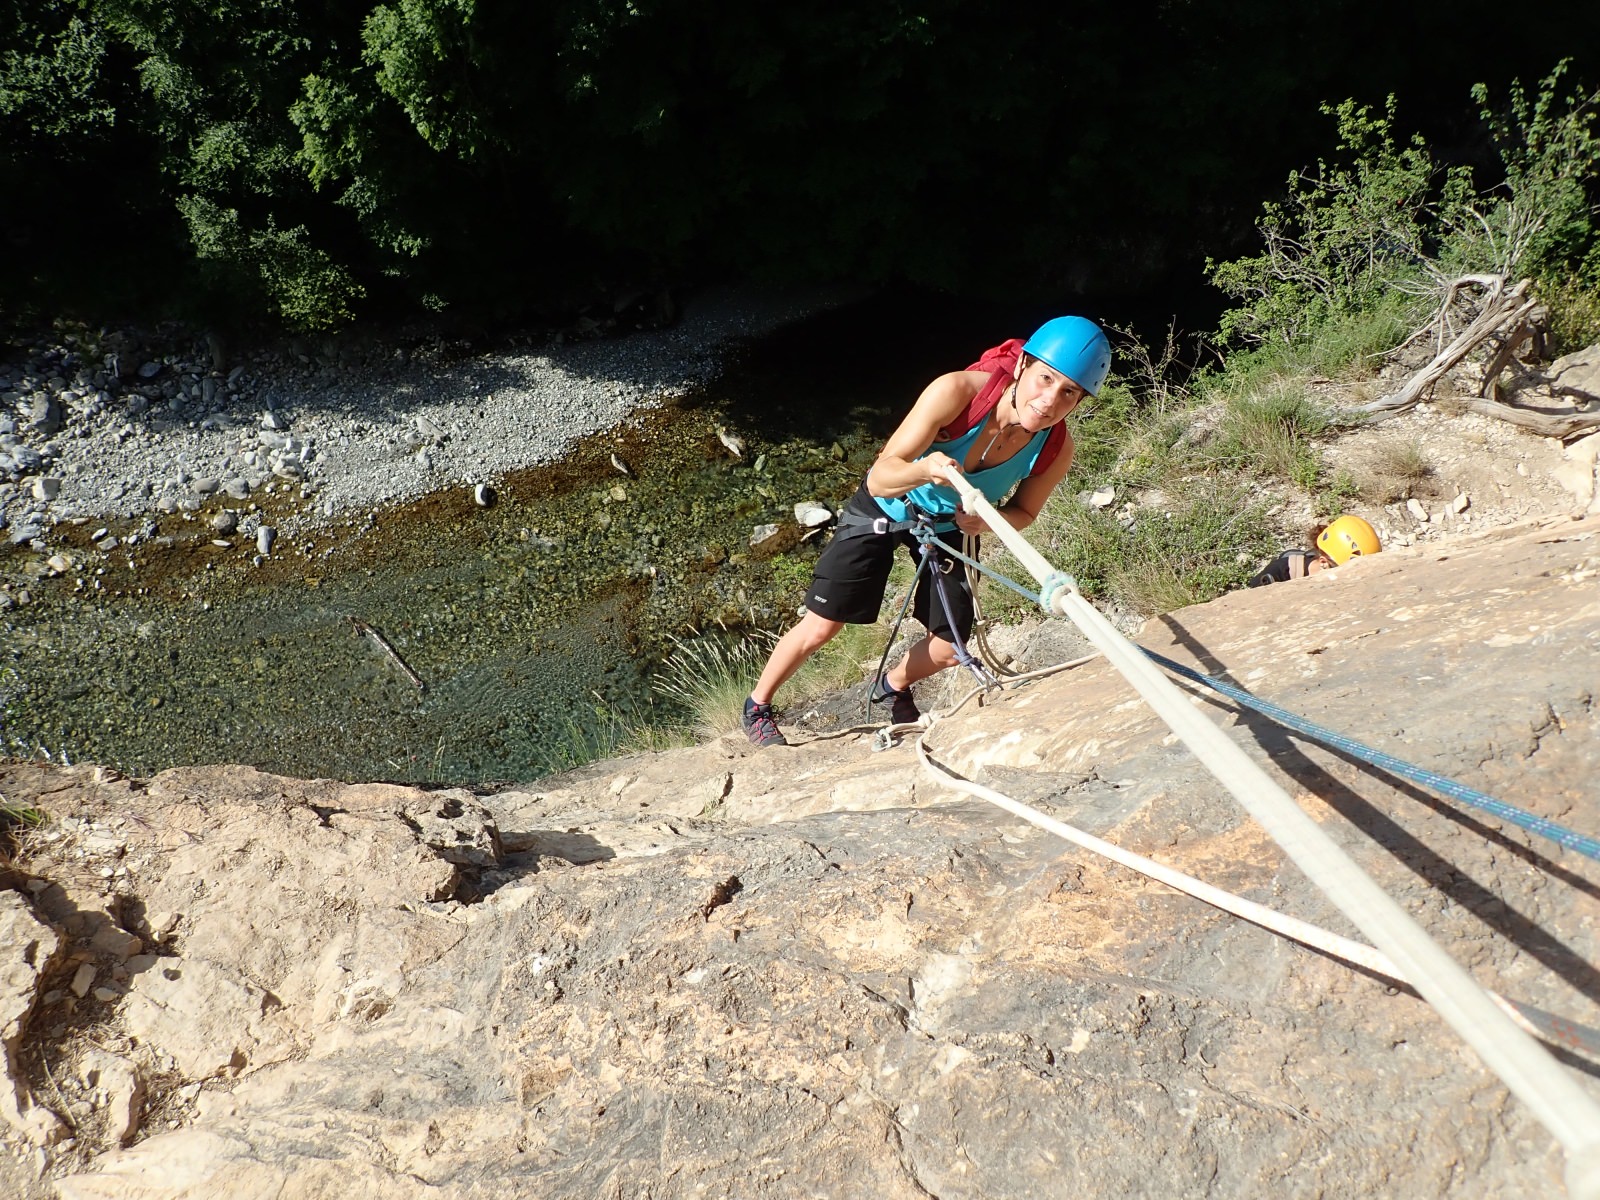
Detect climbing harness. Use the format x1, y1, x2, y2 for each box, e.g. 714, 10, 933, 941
859, 510, 999, 726
925, 472, 1600, 1195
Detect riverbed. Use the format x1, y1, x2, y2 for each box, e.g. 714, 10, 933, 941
6, 289, 1073, 782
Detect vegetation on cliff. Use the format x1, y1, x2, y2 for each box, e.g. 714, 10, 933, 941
4, 4, 1597, 330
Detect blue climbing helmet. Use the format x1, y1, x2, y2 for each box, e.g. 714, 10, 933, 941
1021, 316, 1111, 396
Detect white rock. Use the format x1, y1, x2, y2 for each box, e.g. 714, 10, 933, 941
32, 477, 61, 502
750, 523, 780, 547
793, 501, 833, 528
1406, 498, 1429, 521
256, 526, 276, 555
1090, 486, 1116, 509
1451, 493, 1470, 514
70, 963, 96, 998
473, 483, 496, 507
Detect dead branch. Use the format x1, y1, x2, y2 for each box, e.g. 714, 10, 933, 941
1453, 397, 1600, 440
1349, 276, 1534, 422
1479, 305, 1548, 397
348, 616, 428, 695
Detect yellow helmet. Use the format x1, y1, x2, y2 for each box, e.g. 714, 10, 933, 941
1317, 515, 1382, 564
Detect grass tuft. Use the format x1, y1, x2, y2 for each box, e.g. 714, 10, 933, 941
652, 631, 777, 740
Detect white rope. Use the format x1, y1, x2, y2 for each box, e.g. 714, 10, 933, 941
945, 473, 1600, 1196
915, 737, 1600, 1061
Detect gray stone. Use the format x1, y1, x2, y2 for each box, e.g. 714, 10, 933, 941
27, 395, 62, 435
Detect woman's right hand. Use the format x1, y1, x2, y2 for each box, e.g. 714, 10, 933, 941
922, 452, 963, 487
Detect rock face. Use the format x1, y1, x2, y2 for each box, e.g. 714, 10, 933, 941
1, 514, 1598, 1198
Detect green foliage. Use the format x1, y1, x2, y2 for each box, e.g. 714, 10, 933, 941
1205, 382, 1331, 485
1208, 96, 1466, 348
1016, 479, 1278, 617
1541, 261, 1600, 353
1210, 62, 1600, 359
1460, 59, 1600, 281
0, 8, 114, 141
177, 195, 364, 330
1313, 468, 1361, 519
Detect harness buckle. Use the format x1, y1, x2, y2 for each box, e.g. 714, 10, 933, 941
871, 516, 890, 535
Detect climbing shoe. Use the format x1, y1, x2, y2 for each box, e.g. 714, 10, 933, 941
871, 677, 921, 726
742, 697, 787, 747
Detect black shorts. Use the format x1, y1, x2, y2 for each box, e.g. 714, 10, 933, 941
803, 487, 975, 643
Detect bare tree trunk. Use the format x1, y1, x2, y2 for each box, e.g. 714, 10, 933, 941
1352, 276, 1533, 422
1454, 397, 1600, 439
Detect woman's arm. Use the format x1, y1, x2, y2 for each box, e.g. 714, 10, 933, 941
866, 370, 986, 499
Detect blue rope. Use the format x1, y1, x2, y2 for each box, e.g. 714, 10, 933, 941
1142, 647, 1600, 863
909, 524, 1040, 605
907, 519, 1600, 861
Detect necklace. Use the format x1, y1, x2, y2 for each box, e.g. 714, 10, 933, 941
975, 384, 1021, 468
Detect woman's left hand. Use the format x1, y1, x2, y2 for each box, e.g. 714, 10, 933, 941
953, 509, 987, 536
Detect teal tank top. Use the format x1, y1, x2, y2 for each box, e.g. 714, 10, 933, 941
873, 421, 1048, 529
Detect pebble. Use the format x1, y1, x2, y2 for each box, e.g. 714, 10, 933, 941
257, 526, 276, 555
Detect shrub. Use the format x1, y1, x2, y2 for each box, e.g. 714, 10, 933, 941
1204, 382, 1331, 484
1207, 96, 1462, 349
651, 630, 776, 740
1452, 59, 1600, 284
995, 479, 1277, 618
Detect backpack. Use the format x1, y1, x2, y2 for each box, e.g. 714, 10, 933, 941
937, 339, 1068, 478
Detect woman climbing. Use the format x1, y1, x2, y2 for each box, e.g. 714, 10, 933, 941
1247, 514, 1382, 587
741, 316, 1112, 747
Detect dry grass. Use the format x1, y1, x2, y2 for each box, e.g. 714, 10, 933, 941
1345, 436, 1434, 503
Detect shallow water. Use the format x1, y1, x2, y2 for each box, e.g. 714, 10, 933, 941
1, 288, 1196, 783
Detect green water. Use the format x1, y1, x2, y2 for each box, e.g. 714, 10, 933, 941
3, 288, 1127, 783
0, 399, 879, 784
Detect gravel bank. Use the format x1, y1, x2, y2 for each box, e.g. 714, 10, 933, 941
0, 285, 852, 551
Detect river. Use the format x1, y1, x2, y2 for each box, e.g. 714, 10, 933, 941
0, 286, 1211, 784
